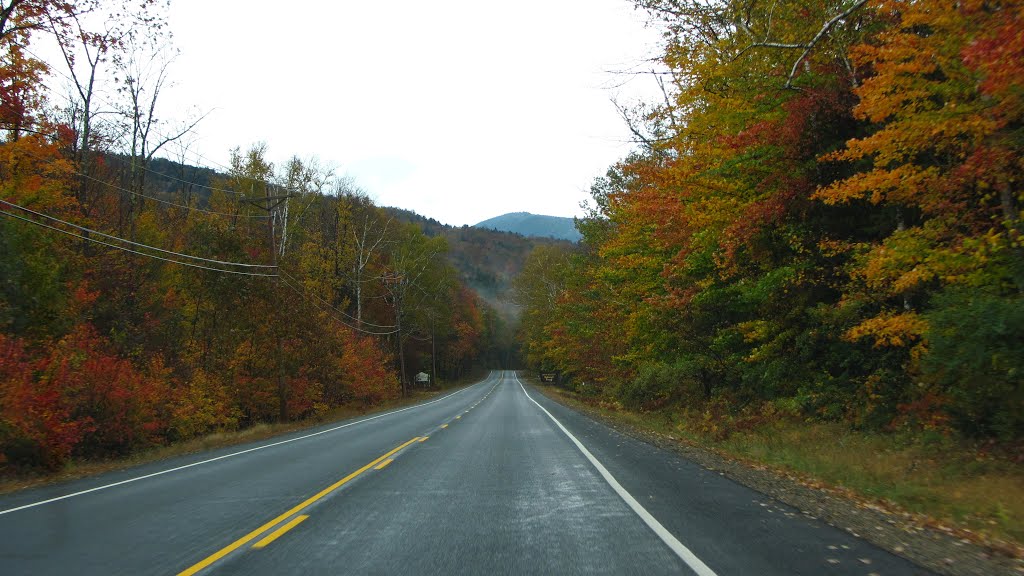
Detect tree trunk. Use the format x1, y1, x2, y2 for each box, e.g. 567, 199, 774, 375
397, 310, 407, 397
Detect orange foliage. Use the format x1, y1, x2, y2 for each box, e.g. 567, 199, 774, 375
0, 132, 74, 211
341, 333, 399, 406
844, 311, 927, 349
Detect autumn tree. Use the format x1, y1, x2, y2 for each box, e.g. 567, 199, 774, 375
816, 0, 1024, 437
516, 0, 1023, 439
511, 244, 572, 370
381, 222, 450, 394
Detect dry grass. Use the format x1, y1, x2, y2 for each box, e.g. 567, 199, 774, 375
719, 422, 1024, 545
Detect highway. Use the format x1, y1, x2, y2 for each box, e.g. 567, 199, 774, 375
0, 370, 931, 575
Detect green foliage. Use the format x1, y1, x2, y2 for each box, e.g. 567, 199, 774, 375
0, 219, 66, 336
617, 360, 706, 412
0, 144, 498, 470
922, 288, 1024, 440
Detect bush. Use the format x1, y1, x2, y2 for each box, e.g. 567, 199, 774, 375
617, 360, 702, 411
922, 288, 1024, 440
341, 334, 399, 407
0, 332, 93, 469
169, 369, 238, 441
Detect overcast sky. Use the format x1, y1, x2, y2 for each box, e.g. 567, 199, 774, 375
150, 1, 664, 226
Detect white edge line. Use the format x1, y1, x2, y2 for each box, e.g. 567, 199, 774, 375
514, 374, 718, 576
0, 375, 493, 516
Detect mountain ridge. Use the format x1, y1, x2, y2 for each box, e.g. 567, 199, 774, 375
474, 212, 581, 242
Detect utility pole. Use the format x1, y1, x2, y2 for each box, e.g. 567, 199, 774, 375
243, 188, 297, 422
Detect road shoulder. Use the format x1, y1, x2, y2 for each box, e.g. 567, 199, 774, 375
527, 377, 1022, 576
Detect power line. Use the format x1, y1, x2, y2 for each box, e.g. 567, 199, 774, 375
76, 171, 269, 218
279, 270, 398, 330
406, 332, 432, 343
13, 43, 327, 251
0, 115, 268, 215
22, 111, 298, 216
165, 128, 239, 174
277, 275, 398, 336
11, 44, 226, 179
279, 277, 398, 336
126, 160, 252, 198
0, 208, 278, 277
0, 198, 276, 270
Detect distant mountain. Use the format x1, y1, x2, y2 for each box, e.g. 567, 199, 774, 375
474, 212, 581, 242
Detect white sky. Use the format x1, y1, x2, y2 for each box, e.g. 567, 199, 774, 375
127, 1, 664, 225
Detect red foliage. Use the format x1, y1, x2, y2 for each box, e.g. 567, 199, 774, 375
232, 373, 278, 424
890, 392, 952, 433
0, 333, 93, 468
50, 325, 169, 455
0, 324, 171, 468
961, 4, 1024, 113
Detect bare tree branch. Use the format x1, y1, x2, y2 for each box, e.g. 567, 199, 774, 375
785, 0, 868, 88
731, 0, 870, 88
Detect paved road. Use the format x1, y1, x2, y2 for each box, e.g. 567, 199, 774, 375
0, 371, 931, 575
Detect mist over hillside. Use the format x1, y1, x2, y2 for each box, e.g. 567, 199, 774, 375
386, 208, 573, 321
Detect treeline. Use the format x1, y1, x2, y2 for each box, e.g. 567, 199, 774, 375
0, 1, 494, 469
515, 0, 1023, 440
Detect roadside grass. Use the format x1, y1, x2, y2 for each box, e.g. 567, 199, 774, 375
718, 422, 1024, 544
530, 380, 1024, 553
0, 378, 474, 497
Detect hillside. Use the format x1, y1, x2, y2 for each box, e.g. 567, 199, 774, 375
474, 212, 581, 242
109, 155, 552, 322
387, 208, 573, 319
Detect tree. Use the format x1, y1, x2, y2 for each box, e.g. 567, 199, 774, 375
344, 189, 391, 327
0, 2, 499, 469
382, 223, 449, 395
114, 36, 205, 238
45, 1, 168, 208
0, 42, 47, 139
511, 244, 572, 369
512, 0, 1023, 439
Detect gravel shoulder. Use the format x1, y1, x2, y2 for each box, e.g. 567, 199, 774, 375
531, 381, 1024, 576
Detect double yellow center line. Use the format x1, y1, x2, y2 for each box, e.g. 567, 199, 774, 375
177, 436, 423, 576
178, 387, 492, 575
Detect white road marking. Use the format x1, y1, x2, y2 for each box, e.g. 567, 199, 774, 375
0, 376, 494, 516
515, 374, 719, 576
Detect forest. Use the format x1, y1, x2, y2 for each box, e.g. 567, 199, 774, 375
0, 0, 498, 469
515, 0, 1023, 442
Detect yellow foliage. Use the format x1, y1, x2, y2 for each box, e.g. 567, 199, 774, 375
737, 320, 772, 344
845, 312, 928, 348
0, 134, 74, 211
